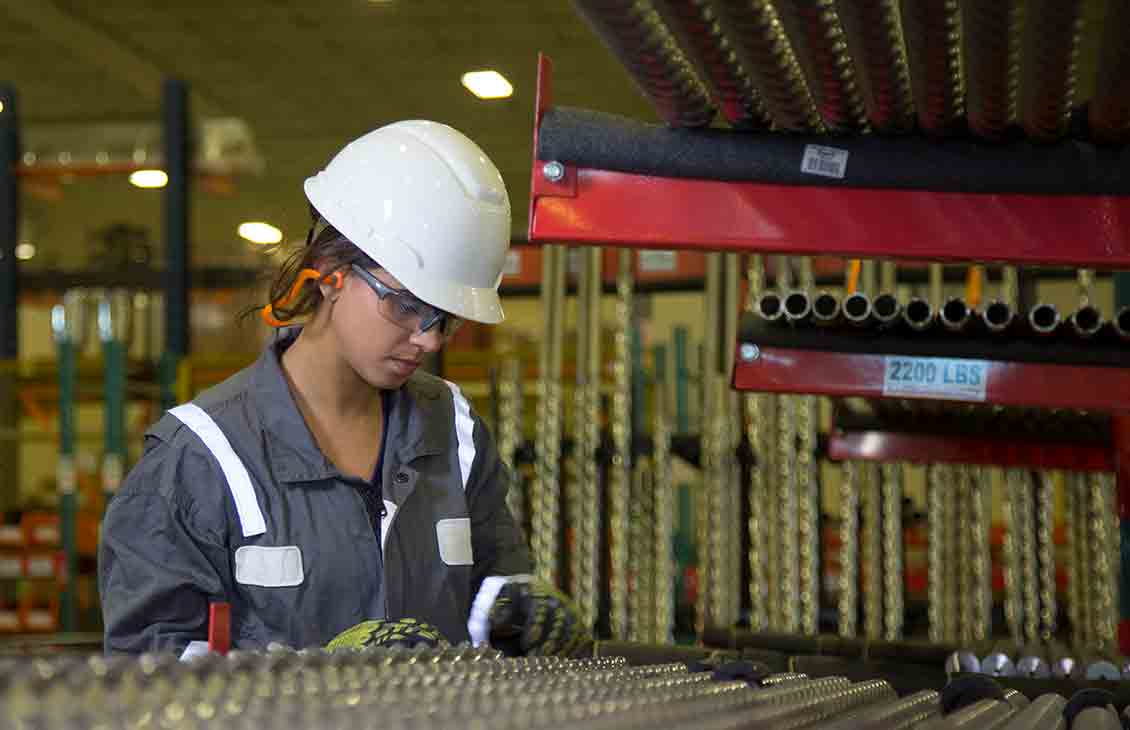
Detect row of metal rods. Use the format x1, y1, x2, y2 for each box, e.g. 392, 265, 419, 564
514, 247, 1120, 650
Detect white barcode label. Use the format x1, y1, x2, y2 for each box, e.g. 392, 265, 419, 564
801, 144, 849, 179
638, 250, 677, 273
503, 250, 522, 277
882, 356, 990, 402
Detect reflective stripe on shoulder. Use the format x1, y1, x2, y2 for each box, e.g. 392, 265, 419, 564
443, 380, 476, 490
168, 403, 267, 538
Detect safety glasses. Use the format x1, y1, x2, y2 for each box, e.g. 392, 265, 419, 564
349, 264, 462, 337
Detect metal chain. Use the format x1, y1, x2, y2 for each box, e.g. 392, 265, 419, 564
927, 464, 944, 643
839, 461, 859, 638
943, 465, 960, 642
743, 257, 769, 631
969, 468, 990, 642
862, 462, 883, 639
956, 467, 972, 644
881, 463, 904, 640
1064, 472, 1081, 648
797, 393, 818, 635
1091, 472, 1116, 653
708, 380, 732, 629
582, 249, 603, 633
1073, 472, 1093, 648
1035, 471, 1057, 640
499, 357, 525, 531
609, 250, 633, 640
533, 246, 564, 586
777, 393, 800, 633
653, 383, 674, 644
1020, 471, 1039, 646
628, 453, 654, 643
1002, 469, 1023, 645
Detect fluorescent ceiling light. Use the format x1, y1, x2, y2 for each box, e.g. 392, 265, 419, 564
461, 70, 513, 100
130, 169, 168, 188
15, 243, 35, 260
239, 222, 283, 245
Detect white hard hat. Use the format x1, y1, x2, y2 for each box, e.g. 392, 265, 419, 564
304, 120, 511, 324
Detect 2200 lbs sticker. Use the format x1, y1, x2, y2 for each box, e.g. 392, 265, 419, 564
881, 356, 990, 402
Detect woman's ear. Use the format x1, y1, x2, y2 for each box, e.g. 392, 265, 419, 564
320, 270, 344, 300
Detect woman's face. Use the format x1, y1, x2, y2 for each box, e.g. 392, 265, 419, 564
328, 266, 447, 389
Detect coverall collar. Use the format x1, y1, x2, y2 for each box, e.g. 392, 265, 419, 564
250, 327, 443, 484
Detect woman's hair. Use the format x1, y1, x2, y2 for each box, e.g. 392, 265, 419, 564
261, 213, 379, 324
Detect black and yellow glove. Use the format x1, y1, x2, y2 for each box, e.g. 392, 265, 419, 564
487, 579, 591, 657
326, 618, 450, 652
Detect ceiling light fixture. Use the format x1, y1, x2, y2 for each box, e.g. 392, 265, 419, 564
130, 169, 168, 188
239, 222, 283, 245
15, 243, 35, 260
461, 70, 513, 100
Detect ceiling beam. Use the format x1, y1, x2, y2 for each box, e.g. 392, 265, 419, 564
0, 0, 223, 118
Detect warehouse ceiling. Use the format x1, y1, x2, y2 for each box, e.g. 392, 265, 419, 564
0, 0, 655, 274
1, 0, 1117, 277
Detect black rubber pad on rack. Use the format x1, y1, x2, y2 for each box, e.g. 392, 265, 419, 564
537, 106, 1130, 194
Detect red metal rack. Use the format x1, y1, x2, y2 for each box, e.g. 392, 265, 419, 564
526, 52, 1130, 651
528, 57, 1130, 269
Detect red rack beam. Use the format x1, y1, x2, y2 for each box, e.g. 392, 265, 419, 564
828, 430, 1115, 471
529, 56, 1130, 269
731, 345, 1130, 412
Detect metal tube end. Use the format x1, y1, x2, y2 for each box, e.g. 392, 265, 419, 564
872, 293, 901, 328
842, 292, 872, 327
783, 290, 813, 325
903, 297, 935, 331
1069, 305, 1105, 338
940, 297, 972, 332
1028, 303, 1061, 335
982, 300, 1015, 333
812, 291, 841, 326
757, 292, 784, 323
1116, 306, 1130, 341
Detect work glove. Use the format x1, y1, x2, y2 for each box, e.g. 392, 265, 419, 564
325, 618, 450, 652
484, 578, 591, 657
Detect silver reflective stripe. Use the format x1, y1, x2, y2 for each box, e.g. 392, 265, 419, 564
444, 380, 476, 490
168, 404, 267, 538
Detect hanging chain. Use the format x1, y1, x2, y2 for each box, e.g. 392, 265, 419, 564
969, 467, 990, 642
745, 388, 769, 633
609, 250, 633, 640
1003, 469, 1023, 645
777, 393, 800, 633
499, 356, 525, 530
796, 258, 819, 635
839, 461, 859, 638
533, 246, 564, 586
628, 452, 654, 642
944, 465, 960, 642
1020, 471, 1039, 646
881, 463, 904, 640
1035, 471, 1057, 640
1064, 472, 1081, 648
927, 464, 944, 643
1091, 472, 1116, 653
652, 381, 675, 644
862, 462, 883, 639
957, 467, 973, 644
1074, 472, 1094, 649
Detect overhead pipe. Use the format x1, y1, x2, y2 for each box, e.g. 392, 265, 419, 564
756, 291, 784, 323
901, 0, 966, 136
872, 294, 901, 329
961, 0, 1023, 140
655, 0, 770, 129
1088, 0, 1130, 143
771, 0, 867, 131
842, 259, 871, 327
1069, 304, 1105, 339
903, 297, 936, 332
835, 0, 915, 132
711, 0, 824, 131
941, 298, 972, 332
1020, 0, 1085, 141
572, 0, 716, 127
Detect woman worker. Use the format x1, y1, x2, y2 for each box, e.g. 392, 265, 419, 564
99, 120, 582, 657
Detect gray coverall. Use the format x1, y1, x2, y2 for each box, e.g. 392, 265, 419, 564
99, 328, 531, 654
